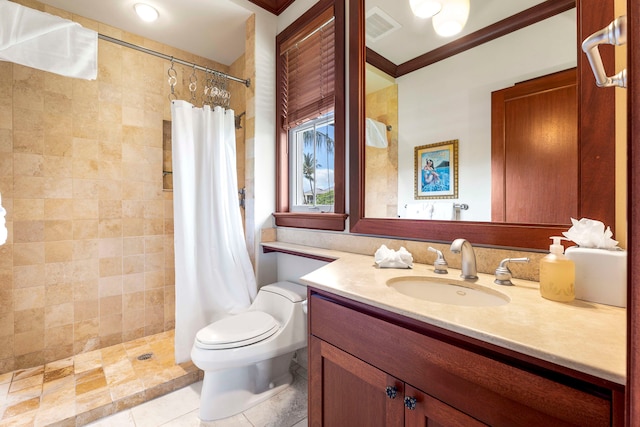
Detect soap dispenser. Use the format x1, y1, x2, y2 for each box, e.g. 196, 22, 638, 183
539, 237, 575, 302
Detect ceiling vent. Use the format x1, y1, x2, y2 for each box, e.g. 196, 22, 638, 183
365, 7, 402, 43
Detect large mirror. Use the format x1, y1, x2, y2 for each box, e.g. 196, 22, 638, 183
349, 0, 617, 250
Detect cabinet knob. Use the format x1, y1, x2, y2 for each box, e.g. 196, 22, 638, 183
404, 396, 417, 410
385, 386, 398, 399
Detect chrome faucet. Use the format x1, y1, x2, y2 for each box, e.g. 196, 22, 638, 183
428, 247, 448, 274
494, 257, 530, 286
450, 238, 478, 280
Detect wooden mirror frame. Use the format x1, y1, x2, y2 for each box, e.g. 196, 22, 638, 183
348, 0, 616, 250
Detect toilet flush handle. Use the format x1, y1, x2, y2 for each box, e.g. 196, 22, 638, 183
302, 300, 308, 314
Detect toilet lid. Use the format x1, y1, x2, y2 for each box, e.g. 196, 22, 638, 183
195, 311, 280, 350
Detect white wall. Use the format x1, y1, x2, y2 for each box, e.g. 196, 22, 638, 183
277, 253, 329, 284
277, 0, 320, 31
232, 0, 322, 287
397, 10, 576, 221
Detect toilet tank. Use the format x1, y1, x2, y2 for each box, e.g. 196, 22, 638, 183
260, 281, 307, 302
251, 281, 307, 325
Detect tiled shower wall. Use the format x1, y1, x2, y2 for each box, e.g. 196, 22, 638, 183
0, 0, 251, 374
365, 84, 398, 218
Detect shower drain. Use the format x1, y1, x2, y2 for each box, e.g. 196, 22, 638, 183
137, 352, 154, 361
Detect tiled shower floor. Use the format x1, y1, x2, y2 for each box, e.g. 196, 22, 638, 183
0, 331, 202, 427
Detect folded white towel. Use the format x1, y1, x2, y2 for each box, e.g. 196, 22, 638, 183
374, 245, 413, 269
365, 118, 388, 148
0, 192, 7, 246
0, 1, 98, 80
431, 202, 455, 220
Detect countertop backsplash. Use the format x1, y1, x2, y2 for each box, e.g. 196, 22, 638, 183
274, 228, 546, 282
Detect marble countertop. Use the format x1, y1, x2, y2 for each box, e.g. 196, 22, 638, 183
263, 242, 627, 385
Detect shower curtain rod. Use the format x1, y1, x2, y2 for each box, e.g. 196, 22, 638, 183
97, 33, 251, 88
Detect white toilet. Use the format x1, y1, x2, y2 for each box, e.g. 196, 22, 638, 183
190, 281, 308, 421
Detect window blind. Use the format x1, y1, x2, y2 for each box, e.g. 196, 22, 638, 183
280, 8, 335, 130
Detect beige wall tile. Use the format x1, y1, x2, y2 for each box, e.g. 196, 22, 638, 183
74, 300, 99, 322
73, 138, 99, 160
13, 221, 44, 243
44, 199, 74, 220
145, 236, 163, 253
123, 255, 144, 275
73, 280, 99, 302
1, 0, 251, 374
122, 308, 144, 331
13, 153, 44, 177
13, 264, 45, 289
98, 275, 123, 299
14, 176, 45, 199
13, 199, 44, 221
14, 288, 45, 312
100, 295, 122, 316
73, 240, 99, 260
98, 238, 123, 258
144, 271, 164, 290
99, 200, 122, 219
44, 324, 73, 349
0, 152, 13, 178
14, 308, 43, 334
45, 284, 73, 306
14, 331, 44, 357
44, 241, 73, 263
122, 218, 144, 237
73, 200, 99, 220
0, 312, 14, 337
72, 259, 99, 282
99, 313, 122, 337
44, 303, 73, 328
44, 262, 73, 286
43, 176, 73, 199
123, 237, 144, 255
44, 221, 73, 242
13, 242, 44, 266
73, 220, 99, 240
123, 273, 144, 295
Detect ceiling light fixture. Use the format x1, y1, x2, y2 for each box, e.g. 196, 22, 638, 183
409, 0, 442, 19
432, 0, 470, 37
134, 3, 159, 22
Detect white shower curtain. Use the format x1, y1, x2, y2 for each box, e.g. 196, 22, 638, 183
171, 100, 257, 363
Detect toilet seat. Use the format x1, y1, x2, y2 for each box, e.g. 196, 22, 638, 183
195, 311, 280, 350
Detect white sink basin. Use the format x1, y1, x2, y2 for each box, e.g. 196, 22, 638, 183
387, 276, 510, 307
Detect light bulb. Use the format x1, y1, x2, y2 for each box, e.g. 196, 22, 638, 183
134, 3, 159, 22
409, 0, 442, 19
432, 0, 470, 37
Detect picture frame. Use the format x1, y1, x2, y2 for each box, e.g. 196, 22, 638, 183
414, 139, 458, 199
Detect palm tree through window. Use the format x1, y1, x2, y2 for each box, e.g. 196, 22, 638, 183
290, 112, 335, 211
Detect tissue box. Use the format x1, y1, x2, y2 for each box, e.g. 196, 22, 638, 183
565, 247, 627, 307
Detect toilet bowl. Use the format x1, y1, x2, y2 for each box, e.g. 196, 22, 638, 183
191, 281, 308, 421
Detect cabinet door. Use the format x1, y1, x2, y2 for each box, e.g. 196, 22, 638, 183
404, 385, 488, 427
309, 336, 404, 427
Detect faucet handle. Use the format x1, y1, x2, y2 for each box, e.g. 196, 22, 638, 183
494, 257, 530, 286
428, 247, 448, 274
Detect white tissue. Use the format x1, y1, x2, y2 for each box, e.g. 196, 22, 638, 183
0, 192, 6, 246
562, 217, 618, 249
374, 244, 413, 269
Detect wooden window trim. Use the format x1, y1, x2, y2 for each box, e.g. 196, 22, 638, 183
274, 0, 347, 231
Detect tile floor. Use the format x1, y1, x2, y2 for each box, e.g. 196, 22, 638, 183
0, 330, 308, 426
86, 366, 308, 427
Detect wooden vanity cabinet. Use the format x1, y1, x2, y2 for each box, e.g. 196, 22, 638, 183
308, 289, 625, 427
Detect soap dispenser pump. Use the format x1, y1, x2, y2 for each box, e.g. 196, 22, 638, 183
539, 236, 575, 302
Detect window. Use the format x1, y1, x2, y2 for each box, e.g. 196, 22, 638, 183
273, 0, 346, 231
289, 113, 335, 212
